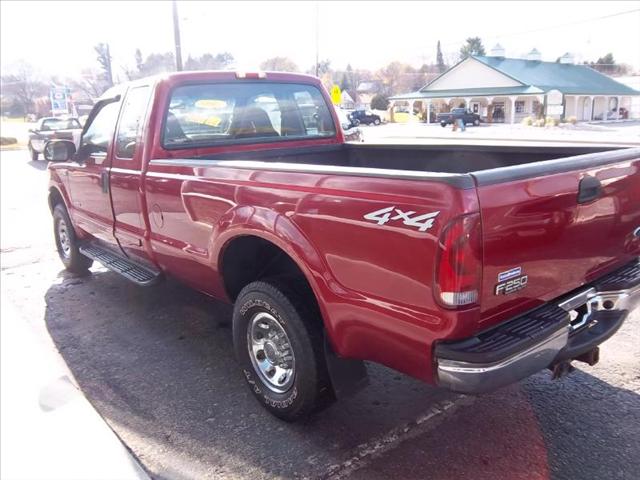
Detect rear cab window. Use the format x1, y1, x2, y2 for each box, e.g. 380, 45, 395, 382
162, 82, 336, 149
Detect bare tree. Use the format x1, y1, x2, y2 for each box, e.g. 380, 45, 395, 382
94, 43, 114, 87
260, 57, 299, 72
0, 62, 48, 116
184, 52, 234, 71
70, 69, 110, 101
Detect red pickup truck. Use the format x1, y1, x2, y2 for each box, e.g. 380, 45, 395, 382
46, 71, 640, 421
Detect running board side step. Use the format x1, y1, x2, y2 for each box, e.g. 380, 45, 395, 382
79, 243, 162, 286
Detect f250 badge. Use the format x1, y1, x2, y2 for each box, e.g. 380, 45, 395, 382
495, 267, 528, 295
363, 207, 440, 232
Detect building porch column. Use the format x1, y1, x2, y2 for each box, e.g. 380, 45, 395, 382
509, 97, 516, 124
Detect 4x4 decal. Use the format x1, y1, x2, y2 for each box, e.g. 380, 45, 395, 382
363, 206, 440, 232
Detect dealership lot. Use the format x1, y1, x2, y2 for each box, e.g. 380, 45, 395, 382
1, 149, 639, 479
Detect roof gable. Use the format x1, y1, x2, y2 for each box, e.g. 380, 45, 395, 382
474, 56, 639, 95
421, 57, 523, 92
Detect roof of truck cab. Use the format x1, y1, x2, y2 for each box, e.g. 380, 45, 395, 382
98, 71, 324, 101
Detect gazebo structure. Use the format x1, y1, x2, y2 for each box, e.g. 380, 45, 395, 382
389, 48, 640, 124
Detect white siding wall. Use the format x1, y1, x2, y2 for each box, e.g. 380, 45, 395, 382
425, 57, 522, 90
615, 76, 640, 119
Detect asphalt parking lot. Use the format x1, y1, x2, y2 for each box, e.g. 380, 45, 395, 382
1, 148, 639, 480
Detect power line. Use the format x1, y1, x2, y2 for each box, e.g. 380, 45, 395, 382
441, 8, 640, 49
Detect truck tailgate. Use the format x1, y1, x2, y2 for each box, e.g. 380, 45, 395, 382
473, 148, 640, 327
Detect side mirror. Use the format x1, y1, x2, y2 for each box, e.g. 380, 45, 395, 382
44, 140, 76, 162
28, 128, 37, 134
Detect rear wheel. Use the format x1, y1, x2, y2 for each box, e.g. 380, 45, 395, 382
440, 121, 447, 128
473, 119, 480, 126
373, 118, 381, 125
233, 280, 333, 421
53, 204, 93, 274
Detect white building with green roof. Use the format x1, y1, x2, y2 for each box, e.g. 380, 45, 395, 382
389, 48, 640, 124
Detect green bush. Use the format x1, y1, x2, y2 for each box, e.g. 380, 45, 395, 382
521, 116, 533, 126
371, 94, 390, 111
0, 136, 18, 146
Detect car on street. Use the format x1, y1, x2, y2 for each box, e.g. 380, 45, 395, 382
351, 109, 382, 125
28, 117, 82, 161
335, 109, 362, 141
437, 108, 481, 127
44, 70, 640, 422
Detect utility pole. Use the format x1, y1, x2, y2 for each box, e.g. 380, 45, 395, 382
172, 0, 183, 71
104, 43, 113, 87
314, 2, 319, 77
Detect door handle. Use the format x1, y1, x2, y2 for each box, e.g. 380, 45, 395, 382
577, 175, 602, 204
101, 172, 109, 194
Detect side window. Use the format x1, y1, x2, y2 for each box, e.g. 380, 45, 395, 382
81, 101, 121, 154
116, 86, 151, 159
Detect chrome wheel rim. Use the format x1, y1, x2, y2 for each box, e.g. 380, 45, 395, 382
247, 311, 295, 393
57, 218, 71, 258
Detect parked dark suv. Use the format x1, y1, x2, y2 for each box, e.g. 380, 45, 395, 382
351, 110, 382, 126
437, 108, 481, 127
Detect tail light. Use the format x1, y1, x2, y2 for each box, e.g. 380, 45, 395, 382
435, 213, 482, 308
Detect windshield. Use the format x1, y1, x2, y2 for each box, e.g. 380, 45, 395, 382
41, 118, 81, 131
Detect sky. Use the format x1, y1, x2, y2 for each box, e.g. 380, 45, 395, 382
1, 0, 640, 81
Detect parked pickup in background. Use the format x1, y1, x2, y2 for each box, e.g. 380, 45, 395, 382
437, 107, 481, 127
45, 71, 640, 421
28, 117, 82, 161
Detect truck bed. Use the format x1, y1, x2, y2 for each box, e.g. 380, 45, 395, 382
192, 143, 627, 175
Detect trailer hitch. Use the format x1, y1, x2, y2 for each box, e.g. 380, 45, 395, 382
549, 346, 600, 380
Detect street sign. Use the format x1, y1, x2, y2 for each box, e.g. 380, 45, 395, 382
50, 86, 70, 116
330, 85, 341, 105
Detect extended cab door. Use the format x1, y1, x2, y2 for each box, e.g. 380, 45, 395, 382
67, 96, 121, 245
110, 84, 154, 262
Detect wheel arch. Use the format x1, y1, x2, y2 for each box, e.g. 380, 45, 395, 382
212, 210, 336, 342
48, 185, 67, 213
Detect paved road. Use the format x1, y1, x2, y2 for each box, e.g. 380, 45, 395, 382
1, 149, 639, 479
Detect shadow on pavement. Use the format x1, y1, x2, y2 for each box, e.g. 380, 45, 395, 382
43, 268, 639, 479
28, 159, 49, 171
43, 269, 456, 479
523, 366, 640, 480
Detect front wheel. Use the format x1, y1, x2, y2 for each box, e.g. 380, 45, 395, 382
28, 142, 39, 161
473, 119, 480, 126
53, 204, 93, 274
440, 121, 447, 127
373, 118, 381, 125
233, 280, 333, 421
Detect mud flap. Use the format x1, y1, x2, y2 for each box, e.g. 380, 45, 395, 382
324, 334, 369, 398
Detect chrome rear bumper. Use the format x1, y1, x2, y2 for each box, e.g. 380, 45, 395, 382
436, 260, 639, 394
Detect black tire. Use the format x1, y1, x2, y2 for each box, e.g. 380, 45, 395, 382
373, 118, 381, 125
440, 121, 447, 128
233, 279, 333, 421
28, 142, 39, 161
53, 204, 93, 274
473, 119, 480, 126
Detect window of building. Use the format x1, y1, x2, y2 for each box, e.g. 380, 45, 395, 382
515, 101, 526, 113
163, 82, 336, 149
